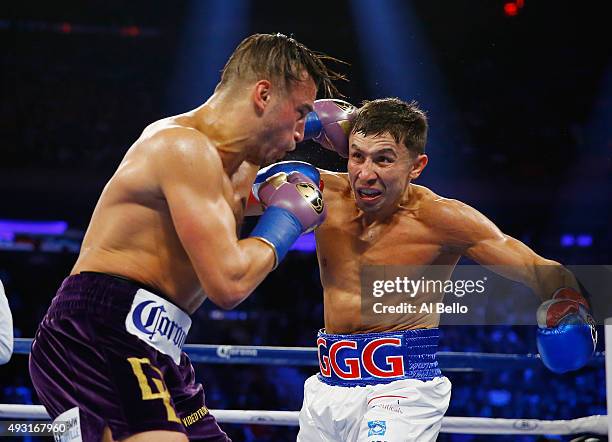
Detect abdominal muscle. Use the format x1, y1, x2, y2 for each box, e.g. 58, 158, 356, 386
323, 285, 443, 334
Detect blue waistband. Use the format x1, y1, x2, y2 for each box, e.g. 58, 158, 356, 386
316, 328, 441, 387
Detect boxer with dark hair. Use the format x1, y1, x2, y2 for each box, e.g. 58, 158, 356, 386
29, 33, 343, 442
286, 97, 596, 441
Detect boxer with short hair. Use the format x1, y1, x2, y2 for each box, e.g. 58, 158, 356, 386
287, 98, 596, 441
29, 33, 342, 442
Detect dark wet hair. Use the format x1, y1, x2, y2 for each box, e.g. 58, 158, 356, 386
219, 33, 345, 97
351, 98, 428, 154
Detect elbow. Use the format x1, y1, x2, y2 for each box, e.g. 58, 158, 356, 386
216, 299, 243, 311
209, 282, 252, 310
199, 255, 256, 310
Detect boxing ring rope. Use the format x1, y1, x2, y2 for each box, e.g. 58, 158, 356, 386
4, 335, 609, 436
11, 339, 605, 371
0, 404, 608, 435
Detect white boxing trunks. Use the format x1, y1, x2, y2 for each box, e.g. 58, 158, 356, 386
298, 328, 451, 442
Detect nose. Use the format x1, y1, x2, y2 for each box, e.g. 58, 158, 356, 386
357, 159, 378, 182
294, 121, 306, 143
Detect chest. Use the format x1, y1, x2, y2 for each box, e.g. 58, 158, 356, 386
222, 164, 258, 221
317, 199, 442, 269
222, 182, 246, 221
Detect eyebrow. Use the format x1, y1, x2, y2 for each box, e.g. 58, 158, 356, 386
374, 148, 398, 156
351, 145, 398, 156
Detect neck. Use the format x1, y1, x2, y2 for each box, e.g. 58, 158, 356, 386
362, 206, 395, 226
190, 87, 260, 175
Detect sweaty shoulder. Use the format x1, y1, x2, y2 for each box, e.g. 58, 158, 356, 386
319, 169, 350, 195
413, 185, 463, 224
413, 184, 502, 249
141, 122, 223, 186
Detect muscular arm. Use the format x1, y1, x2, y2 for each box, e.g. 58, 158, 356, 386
156, 129, 275, 309
436, 199, 578, 301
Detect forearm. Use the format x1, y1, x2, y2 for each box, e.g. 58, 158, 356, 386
235, 237, 277, 291
202, 238, 275, 309
491, 258, 579, 302
468, 236, 579, 301
530, 260, 580, 301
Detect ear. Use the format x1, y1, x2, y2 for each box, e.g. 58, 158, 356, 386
409, 154, 428, 180
253, 80, 272, 113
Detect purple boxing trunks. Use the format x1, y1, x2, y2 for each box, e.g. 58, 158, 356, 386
29, 272, 230, 441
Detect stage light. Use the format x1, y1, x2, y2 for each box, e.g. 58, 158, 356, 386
59, 22, 72, 34
560, 234, 575, 247
560, 234, 593, 248
504, 2, 519, 17
351, 0, 466, 196
576, 234, 593, 247
0, 219, 68, 236
120, 26, 140, 37
165, 0, 250, 113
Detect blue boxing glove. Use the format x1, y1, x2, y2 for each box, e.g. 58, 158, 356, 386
536, 288, 597, 374
252, 161, 322, 202
303, 99, 356, 158
249, 162, 325, 269
246, 161, 322, 216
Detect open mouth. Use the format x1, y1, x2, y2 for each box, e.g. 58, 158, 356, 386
357, 188, 383, 201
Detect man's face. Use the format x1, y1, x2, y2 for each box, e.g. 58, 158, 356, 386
347, 132, 417, 213
260, 75, 316, 165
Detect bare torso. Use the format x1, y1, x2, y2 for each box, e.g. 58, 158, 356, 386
71, 116, 258, 313
316, 172, 461, 333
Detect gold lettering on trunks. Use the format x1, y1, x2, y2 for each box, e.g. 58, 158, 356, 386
182, 406, 210, 427
127, 357, 180, 423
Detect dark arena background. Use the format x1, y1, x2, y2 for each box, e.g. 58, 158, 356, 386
1, 1, 610, 441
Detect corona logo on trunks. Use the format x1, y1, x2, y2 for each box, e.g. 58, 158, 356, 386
132, 301, 188, 347
296, 182, 324, 214
126, 289, 192, 364
317, 337, 405, 381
